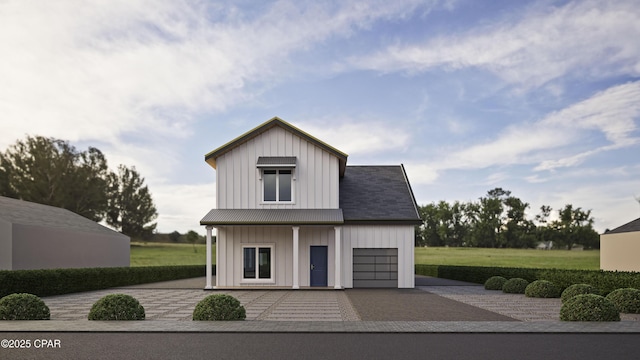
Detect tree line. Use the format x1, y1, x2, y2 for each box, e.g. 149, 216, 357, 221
0, 135, 158, 239
416, 188, 600, 250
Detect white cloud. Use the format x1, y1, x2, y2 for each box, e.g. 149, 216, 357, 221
352, 0, 640, 90
0, 0, 426, 161
152, 182, 216, 235
296, 119, 411, 156
430, 81, 640, 172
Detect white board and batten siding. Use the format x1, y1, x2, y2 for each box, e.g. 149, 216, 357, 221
215, 126, 340, 210
216, 226, 339, 288
341, 225, 415, 288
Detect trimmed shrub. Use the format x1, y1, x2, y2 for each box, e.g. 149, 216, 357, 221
605, 288, 640, 314
88, 294, 145, 320
484, 276, 508, 290
561, 284, 599, 303
193, 294, 246, 321
525, 280, 561, 298
0, 265, 209, 298
503, 278, 529, 294
0, 293, 50, 320
414, 265, 640, 295
560, 294, 620, 321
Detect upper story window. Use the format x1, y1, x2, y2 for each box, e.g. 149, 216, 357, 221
263, 169, 292, 202
257, 156, 296, 203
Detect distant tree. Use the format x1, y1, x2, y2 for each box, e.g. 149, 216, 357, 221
186, 230, 199, 253
169, 231, 181, 243
0, 136, 109, 221
107, 165, 158, 240
551, 205, 599, 250
503, 196, 536, 248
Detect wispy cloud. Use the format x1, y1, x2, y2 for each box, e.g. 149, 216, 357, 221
297, 118, 411, 156
420, 81, 640, 175
351, 0, 640, 90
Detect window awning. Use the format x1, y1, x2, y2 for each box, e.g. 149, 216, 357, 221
256, 156, 296, 168
200, 209, 343, 226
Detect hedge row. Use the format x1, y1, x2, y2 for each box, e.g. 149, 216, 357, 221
415, 264, 640, 294
0, 265, 213, 298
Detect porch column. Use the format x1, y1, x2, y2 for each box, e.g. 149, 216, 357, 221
292, 226, 300, 289
205, 225, 213, 289
334, 226, 342, 289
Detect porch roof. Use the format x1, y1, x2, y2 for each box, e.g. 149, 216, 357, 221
200, 209, 344, 226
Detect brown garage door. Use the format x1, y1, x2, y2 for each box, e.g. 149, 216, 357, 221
353, 248, 398, 288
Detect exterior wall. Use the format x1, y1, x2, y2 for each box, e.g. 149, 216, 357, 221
341, 225, 415, 288
600, 232, 640, 272
215, 126, 340, 210
0, 219, 11, 270
216, 226, 337, 287
11, 224, 130, 270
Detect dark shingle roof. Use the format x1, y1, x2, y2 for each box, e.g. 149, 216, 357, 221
0, 196, 127, 238
339, 165, 421, 225
605, 217, 640, 234
200, 209, 343, 226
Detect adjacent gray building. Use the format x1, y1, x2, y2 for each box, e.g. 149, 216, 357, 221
0, 196, 129, 270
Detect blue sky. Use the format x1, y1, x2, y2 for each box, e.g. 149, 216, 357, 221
1, 0, 639, 234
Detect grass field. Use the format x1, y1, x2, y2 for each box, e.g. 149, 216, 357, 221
130, 242, 212, 266
415, 247, 599, 270
130, 243, 600, 270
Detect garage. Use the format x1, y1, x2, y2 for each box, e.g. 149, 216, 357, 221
352, 248, 398, 288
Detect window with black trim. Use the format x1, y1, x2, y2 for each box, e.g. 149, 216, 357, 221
263, 169, 292, 202
243, 245, 273, 281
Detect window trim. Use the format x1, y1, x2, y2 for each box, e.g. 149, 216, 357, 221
260, 168, 295, 204
241, 244, 275, 284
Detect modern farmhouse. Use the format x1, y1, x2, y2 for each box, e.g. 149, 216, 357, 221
200, 117, 421, 289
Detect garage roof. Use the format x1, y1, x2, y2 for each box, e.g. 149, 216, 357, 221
0, 196, 127, 238
605, 217, 640, 234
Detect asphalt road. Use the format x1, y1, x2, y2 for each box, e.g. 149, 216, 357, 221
2, 332, 639, 360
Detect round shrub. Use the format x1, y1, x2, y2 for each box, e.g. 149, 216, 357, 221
193, 294, 246, 321
88, 294, 145, 320
502, 278, 529, 294
560, 294, 620, 322
561, 284, 599, 304
484, 276, 507, 290
605, 288, 640, 314
525, 280, 561, 298
0, 293, 50, 320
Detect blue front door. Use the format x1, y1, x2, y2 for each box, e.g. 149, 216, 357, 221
310, 246, 328, 287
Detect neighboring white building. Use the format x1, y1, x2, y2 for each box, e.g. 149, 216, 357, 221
600, 217, 640, 272
200, 117, 421, 289
0, 196, 130, 270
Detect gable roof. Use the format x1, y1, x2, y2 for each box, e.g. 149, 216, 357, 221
0, 196, 128, 238
204, 117, 348, 176
339, 165, 422, 225
605, 217, 640, 235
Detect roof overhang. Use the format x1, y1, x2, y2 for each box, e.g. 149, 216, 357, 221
200, 209, 344, 226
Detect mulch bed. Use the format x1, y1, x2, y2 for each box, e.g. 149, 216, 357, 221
345, 289, 517, 321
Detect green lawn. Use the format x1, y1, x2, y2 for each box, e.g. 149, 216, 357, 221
415, 247, 599, 270
130, 242, 599, 270
130, 242, 212, 266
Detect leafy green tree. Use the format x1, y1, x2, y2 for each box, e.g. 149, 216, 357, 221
186, 230, 200, 253
417, 203, 442, 246
0, 136, 109, 221
551, 205, 599, 250
107, 165, 158, 239
169, 231, 181, 243
502, 196, 536, 248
